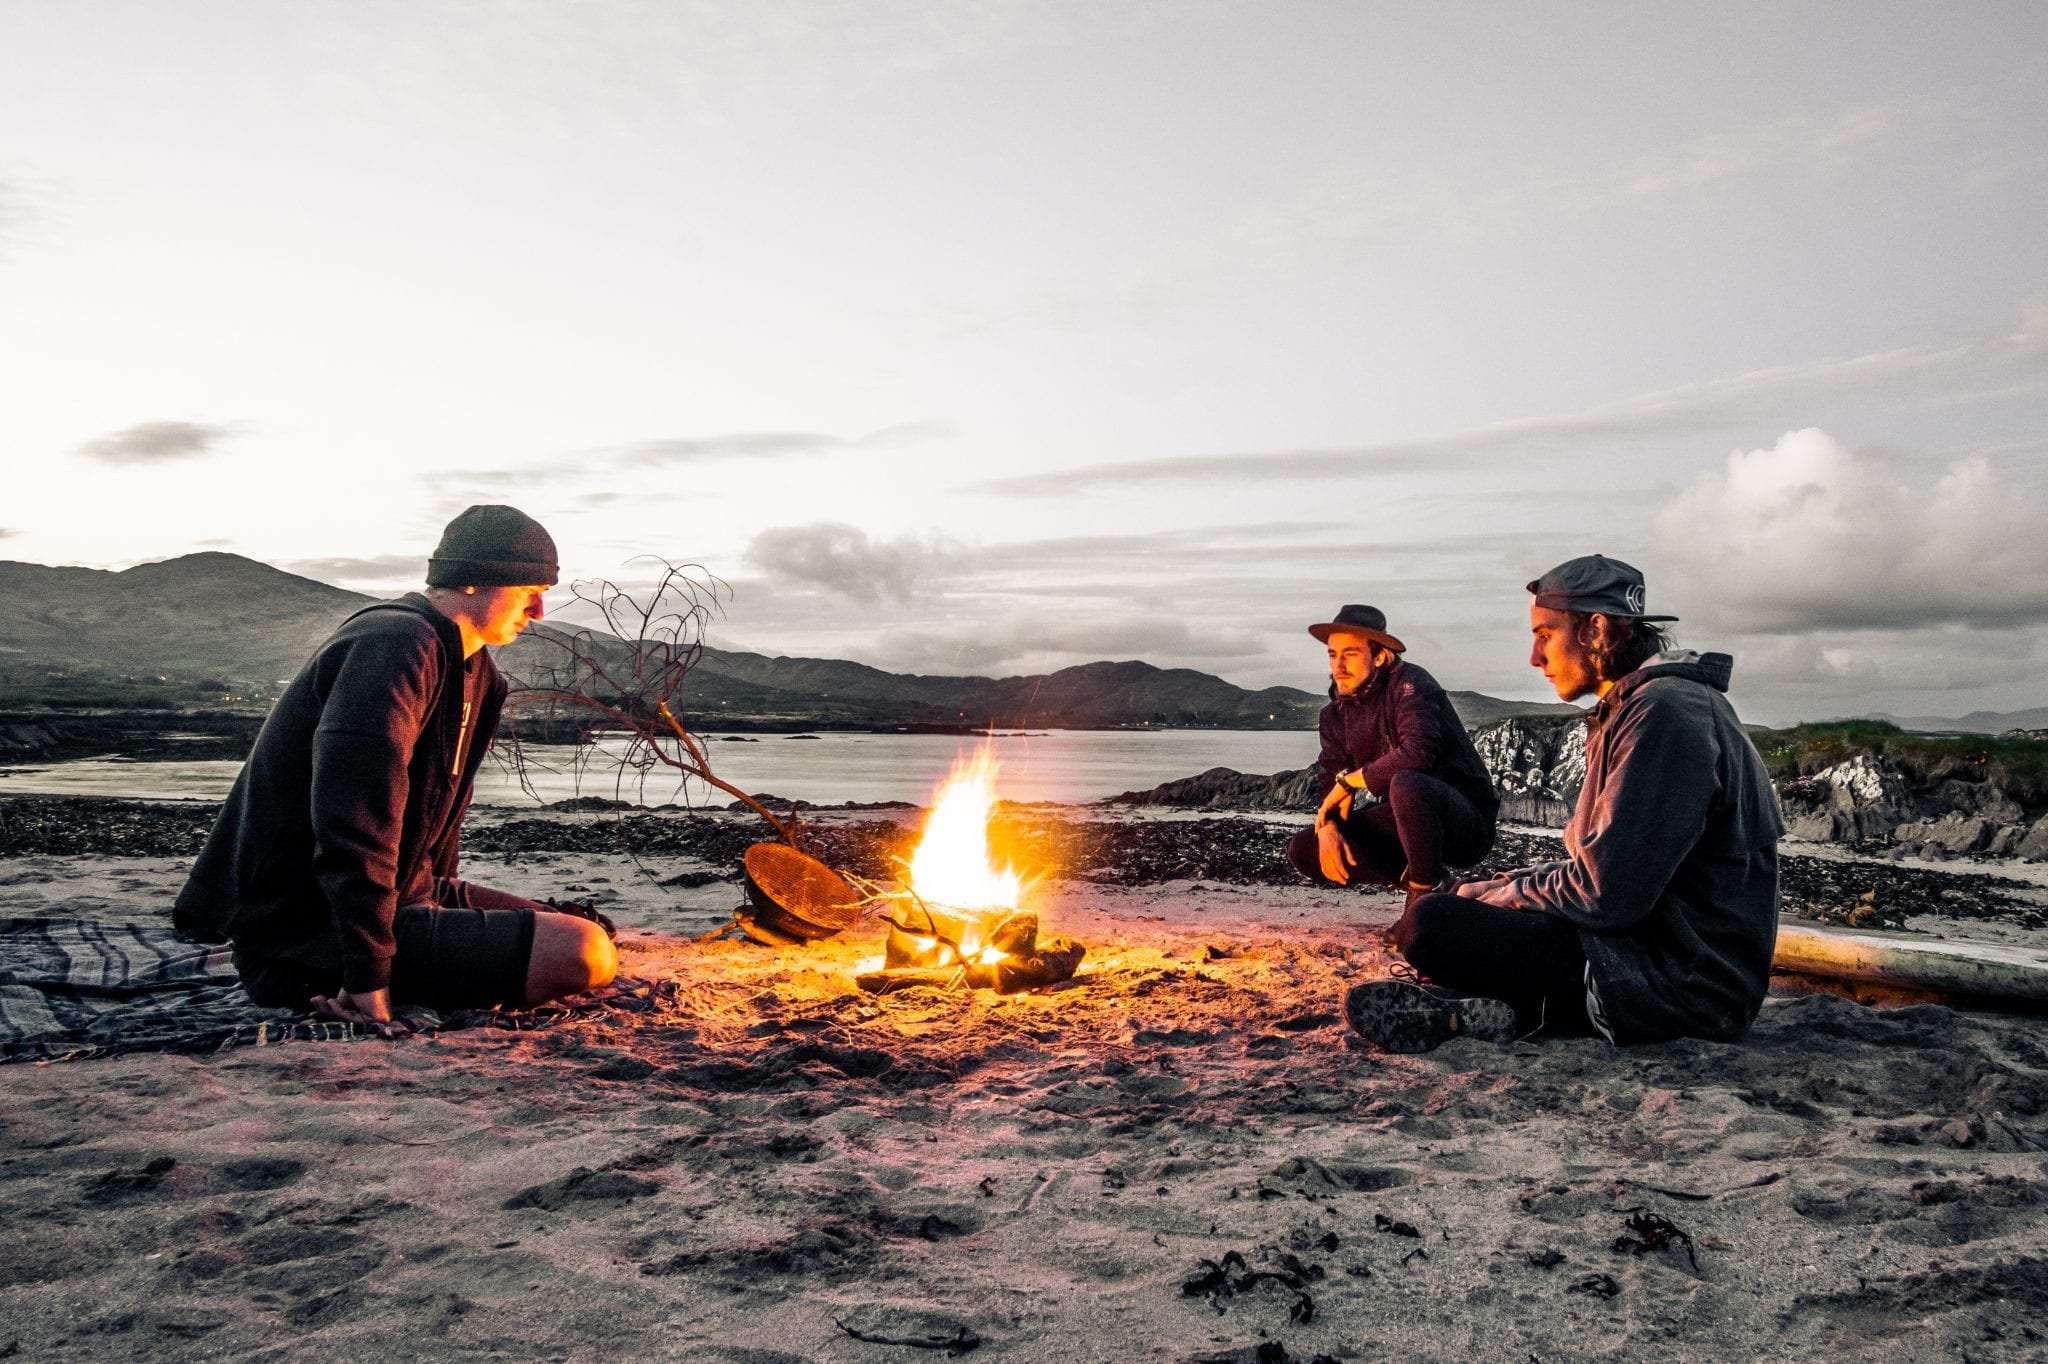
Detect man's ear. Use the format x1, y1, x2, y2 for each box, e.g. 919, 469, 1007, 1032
1578, 614, 1609, 649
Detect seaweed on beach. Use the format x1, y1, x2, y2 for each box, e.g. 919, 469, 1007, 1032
0, 797, 220, 857
1, 795, 2043, 927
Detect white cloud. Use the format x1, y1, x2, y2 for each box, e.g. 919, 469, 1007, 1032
1655, 427, 2048, 633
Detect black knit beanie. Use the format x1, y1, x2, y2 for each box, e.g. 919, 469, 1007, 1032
426, 505, 559, 588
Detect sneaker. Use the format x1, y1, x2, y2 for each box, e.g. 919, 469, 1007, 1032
1344, 979, 1518, 1053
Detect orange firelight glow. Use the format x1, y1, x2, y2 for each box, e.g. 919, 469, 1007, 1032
909, 751, 1023, 912
903, 750, 1024, 962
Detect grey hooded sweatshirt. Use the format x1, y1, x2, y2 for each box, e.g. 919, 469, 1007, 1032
1487, 652, 1783, 1044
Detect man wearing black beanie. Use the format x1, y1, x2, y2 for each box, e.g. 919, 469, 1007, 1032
175, 505, 616, 1034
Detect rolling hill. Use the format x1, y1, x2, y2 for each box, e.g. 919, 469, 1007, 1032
0, 552, 1578, 730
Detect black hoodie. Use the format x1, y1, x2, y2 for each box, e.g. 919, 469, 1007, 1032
1479, 652, 1783, 1044
173, 594, 505, 994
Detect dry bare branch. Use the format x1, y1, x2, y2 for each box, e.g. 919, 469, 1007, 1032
498, 560, 800, 845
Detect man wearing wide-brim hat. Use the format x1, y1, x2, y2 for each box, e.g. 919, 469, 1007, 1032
1345, 555, 1784, 1055
1288, 603, 1500, 907
174, 505, 618, 1036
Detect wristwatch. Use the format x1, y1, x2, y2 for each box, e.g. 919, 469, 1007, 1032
1338, 768, 1367, 791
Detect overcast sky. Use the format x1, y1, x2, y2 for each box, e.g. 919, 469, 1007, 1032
3, 1, 2045, 725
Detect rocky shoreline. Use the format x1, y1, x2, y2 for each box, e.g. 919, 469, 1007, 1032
0, 710, 262, 764
1112, 716, 2048, 866
6, 792, 2043, 930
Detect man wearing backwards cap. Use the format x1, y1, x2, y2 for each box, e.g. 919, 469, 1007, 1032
1288, 604, 1500, 907
176, 505, 617, 1036
1345, 555, 1783, 1054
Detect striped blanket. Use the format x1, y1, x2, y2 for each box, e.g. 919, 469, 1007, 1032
0, 917, 402, 1062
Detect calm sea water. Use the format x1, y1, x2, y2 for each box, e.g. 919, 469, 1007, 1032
0, 729, 1319, 807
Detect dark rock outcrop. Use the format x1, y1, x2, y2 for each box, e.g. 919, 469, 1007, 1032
1777, 754, 1915, 844
1109, 716, 1591, 828
1778, 754, 2048, 861
1116, 718, 2048, 859
1105, 765, 1319, 812
1470, 716, 1584, 826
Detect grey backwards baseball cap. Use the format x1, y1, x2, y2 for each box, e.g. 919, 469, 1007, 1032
426, 505, 560, 588
1526, 554, 1677, 621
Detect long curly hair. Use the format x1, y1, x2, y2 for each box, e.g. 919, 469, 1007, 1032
1566, 611, 1673, 686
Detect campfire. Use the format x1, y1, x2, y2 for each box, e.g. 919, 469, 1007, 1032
857, 751, 1085, 995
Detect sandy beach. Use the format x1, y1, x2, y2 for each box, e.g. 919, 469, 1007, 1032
4, 803, 2048, 1362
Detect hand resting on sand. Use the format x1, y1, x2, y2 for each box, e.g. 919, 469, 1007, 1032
310, 987, 417, 1039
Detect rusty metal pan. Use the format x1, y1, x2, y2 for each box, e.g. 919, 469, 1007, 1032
741, 842, 861, 942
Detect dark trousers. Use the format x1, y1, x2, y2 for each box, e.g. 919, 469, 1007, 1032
1385, 891, 1595, 1036
234, 877, 545, 1011
1287, 770, 1496, 888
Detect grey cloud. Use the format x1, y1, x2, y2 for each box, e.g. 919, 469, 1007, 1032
620, 432, 844, 465
1655, 428, 2048, 634
968, 312, 2048, 497
416, 473, 540, 506
869, 611, 1273, 677
0, 181, 21, 259
744, 522, 963, 605
0, 527, 16, 539
966, 401, 1750, 496
284, 554, 424, 588
614, 421, 949, 467
939, 102, 1934, 334
416, 422, 948, 500
955, 528, 1580, 621
75, 420, 239, 465
1708, 629, 2048, 726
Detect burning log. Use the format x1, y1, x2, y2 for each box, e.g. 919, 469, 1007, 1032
856, 752, 1087, 995
969, 938, 1086, 995
870, 904, 1085, 994
854, 967, 962, 995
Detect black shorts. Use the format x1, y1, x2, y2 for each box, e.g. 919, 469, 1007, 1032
235, 879, 540, 1011
387, 901, 538, 1009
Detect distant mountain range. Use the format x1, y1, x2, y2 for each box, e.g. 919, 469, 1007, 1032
0, 552, 1580, 731
1859, 709, 2048, 736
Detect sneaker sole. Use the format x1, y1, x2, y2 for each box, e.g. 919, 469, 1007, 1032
1344, 980, 1518, 1053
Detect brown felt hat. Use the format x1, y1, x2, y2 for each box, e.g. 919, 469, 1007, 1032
1308, 604, 1405, 653
426, 505, 559, 588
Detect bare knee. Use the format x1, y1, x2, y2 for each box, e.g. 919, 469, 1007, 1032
525, 912, 618, 1004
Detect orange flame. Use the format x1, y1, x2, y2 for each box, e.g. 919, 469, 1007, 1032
906, 750, 1022, 962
